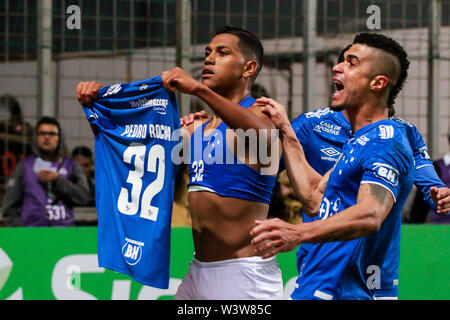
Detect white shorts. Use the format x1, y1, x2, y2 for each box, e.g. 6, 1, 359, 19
175, 256, 283, 300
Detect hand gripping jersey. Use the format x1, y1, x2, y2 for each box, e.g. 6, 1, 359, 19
291, 119, 415, 300
83, 76, 181, 289
288, 108, 445, 298
187, 96, 276, 204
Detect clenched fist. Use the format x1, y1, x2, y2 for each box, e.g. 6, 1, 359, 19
76, 81, 103, 106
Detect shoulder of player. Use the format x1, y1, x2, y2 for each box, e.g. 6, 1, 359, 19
389, 116, 415, 128
290, 106, 339, 129
363, 120, 404, 139
248, 103, 278, 127
389, 116, 422, 136
248, 102, 266, 115
361, 121, 412, 155
182, 118, 209, 135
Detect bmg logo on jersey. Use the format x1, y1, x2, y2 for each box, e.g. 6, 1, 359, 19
122, 238, 144, 265
373, 162, 399, 186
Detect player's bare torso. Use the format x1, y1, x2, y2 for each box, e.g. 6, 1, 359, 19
183, 116, 271, 262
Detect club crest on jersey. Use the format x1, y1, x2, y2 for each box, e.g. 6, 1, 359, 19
373, 162, 399, 186
122, 237, 144, 265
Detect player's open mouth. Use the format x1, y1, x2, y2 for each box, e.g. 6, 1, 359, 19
202, 69, 214, 78
332, 78, 345, 100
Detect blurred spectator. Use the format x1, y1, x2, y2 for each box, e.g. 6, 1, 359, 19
72, 146, 95, 206
1, 117, 89, 226
268, 171, 303, 224
0, 95, 33, 137
171, 164, 191, 226
0, 95, 33, 182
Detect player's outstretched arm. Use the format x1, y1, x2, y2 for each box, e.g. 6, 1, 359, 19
257, 97, 326, 216
161, 67, 275, 132
76, 81, 103, 106
251, 183, 394, 259
430, 187, 450, 215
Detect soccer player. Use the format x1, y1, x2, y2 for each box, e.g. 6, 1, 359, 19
184, 39, 450, 299
161, 26, 283, 300
284, 108, 450, 300
278, 45, 450, 299
78, 26, 283, 300
286, 107, 450, 299
281, 43, 450, 300
251, 33, 419, 300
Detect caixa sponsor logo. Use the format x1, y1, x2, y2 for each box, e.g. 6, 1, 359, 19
373, 162, 399, 186
122, 238, 144, 265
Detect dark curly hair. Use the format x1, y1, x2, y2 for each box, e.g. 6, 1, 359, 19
337, 33, 409, 107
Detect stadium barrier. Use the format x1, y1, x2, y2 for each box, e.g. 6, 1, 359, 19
0, 225, 448, 300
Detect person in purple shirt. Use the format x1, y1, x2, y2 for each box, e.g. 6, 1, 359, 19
2, 116, 89, 226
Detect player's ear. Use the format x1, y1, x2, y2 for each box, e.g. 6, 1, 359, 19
243, 60, 258, 80
370, 75, 389, 92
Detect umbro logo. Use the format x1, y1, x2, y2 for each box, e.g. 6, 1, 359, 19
320, 147, 341, 162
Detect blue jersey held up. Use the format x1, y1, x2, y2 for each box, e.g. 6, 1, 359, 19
83, 76, 181, 289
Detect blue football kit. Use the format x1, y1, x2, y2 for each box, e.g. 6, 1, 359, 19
286, 108, 445, 299
291, 119, 415, 299
83, 76, 181, 289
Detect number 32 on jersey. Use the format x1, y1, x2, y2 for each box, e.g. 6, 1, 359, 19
117, 142, 165, 221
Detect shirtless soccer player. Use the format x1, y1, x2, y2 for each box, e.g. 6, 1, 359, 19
77, 26, 283, 300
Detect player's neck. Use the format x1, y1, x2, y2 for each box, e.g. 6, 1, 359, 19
211, 85, 251, 120
347, 101, 389, 133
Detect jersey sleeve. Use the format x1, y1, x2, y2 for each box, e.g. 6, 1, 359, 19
405, 122, 433, 169
279, 113, 310, 173
291, 113, 310, 146
405, 123, 446, 210
415, 165, 446, 211
359, 139, 413, 203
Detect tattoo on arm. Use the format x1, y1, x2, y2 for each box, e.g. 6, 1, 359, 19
321, 226, 359, 242
358, 183, 393, 206
316, 184, 394, 243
